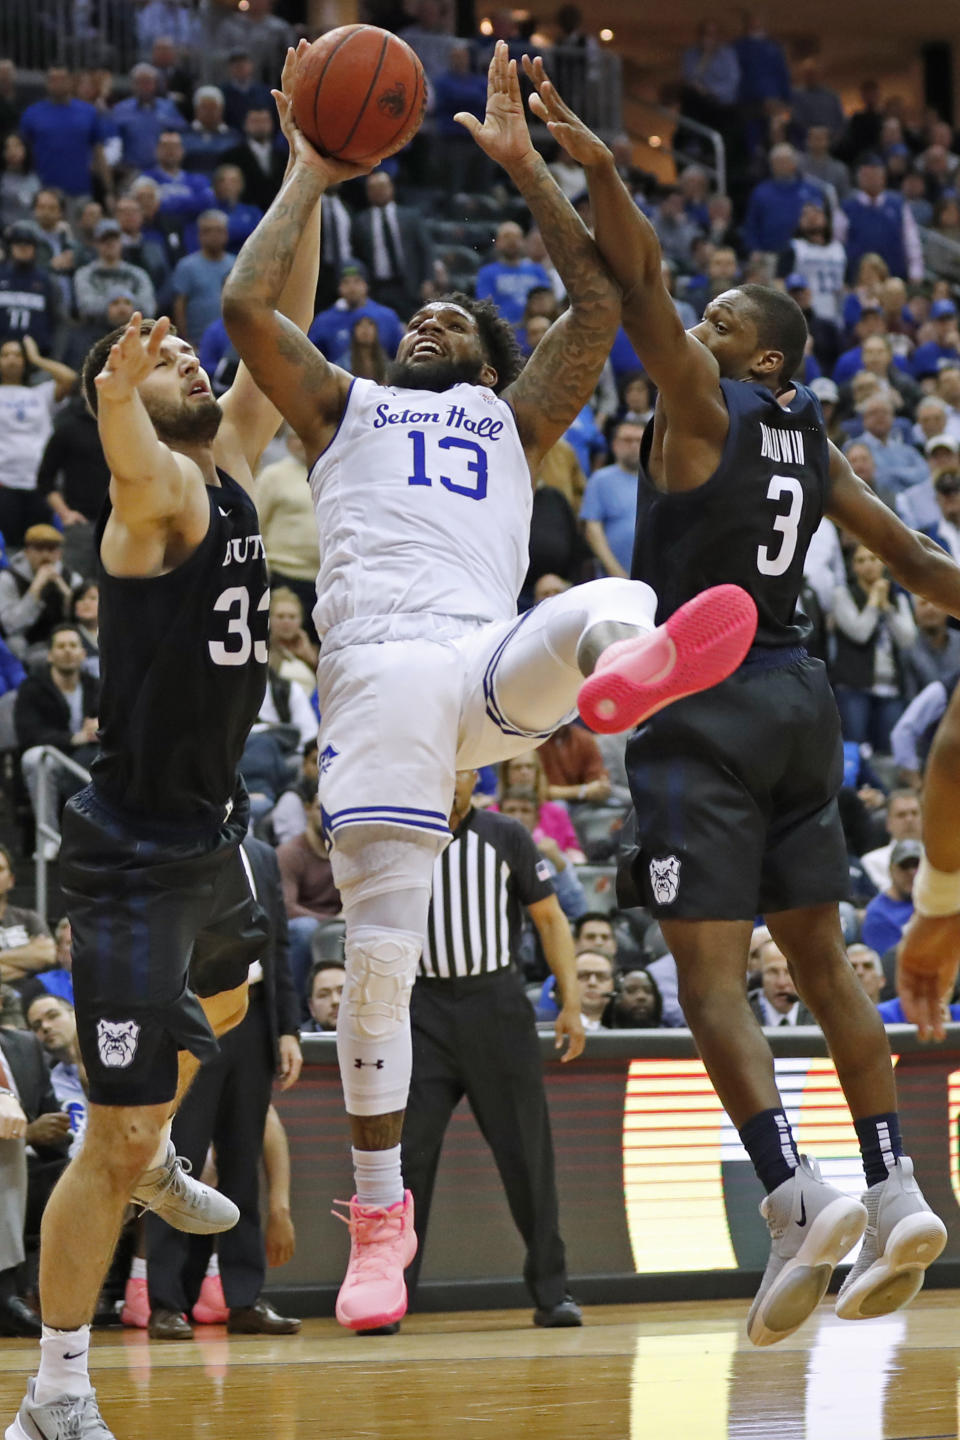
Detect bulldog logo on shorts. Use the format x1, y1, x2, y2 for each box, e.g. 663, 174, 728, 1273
96, 1019, 141, 1069
649, 855, 681, 906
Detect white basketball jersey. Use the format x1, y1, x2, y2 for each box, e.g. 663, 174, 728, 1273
309, 378, 532, 638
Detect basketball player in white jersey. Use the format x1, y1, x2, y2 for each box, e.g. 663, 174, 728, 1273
223, 43, 756, 1331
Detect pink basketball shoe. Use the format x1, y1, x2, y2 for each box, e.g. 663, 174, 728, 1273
578, 584, 758, 734
192, 1272, 229, 1325
121, 1276, 149, 1329
333, 1191, 417, 1331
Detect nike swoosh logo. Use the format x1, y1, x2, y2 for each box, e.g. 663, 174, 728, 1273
218, 506, 230, 517
797, 1196, 807, 1227
63, 1351, 85, 1360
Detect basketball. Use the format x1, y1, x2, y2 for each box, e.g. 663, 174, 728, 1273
291, 25, 427, 166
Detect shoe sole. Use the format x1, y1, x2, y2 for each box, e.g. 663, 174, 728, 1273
748, 1195, 867, 1347
6, 1419, 30, 1440
577, 585, 758, 734
835, 1212, 948, 1321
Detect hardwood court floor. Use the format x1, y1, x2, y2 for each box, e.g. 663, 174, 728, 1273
1, 1294, 958, 1439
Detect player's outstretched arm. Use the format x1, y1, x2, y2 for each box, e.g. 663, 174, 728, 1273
218, 43, 328, 477
457, 42, 620, 468
897, 682, 960, 1041
524, 56, 723, 433
94, 313, 189, 527
826, 442, 960, 617
222, 52, 368, 465
527, 894, 586, 1063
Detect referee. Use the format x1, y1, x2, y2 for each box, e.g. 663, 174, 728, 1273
398, 769, 585, 1330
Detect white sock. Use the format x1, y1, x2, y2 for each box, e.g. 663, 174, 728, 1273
36, 1324, 92, 1404
129, 1256, 147, 1282
145, 1122, 172, 1172
352, 1145, 403, 1208
205, 1253, 220, 1278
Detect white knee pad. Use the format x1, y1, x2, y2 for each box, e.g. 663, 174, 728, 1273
337, 925, 421, 1116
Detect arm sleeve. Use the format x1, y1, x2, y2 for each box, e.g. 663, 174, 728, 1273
549, 861, 588, 921
0, 572, 42, 642
889, 594, 917, 649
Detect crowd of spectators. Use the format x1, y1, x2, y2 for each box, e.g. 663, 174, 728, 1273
1, 0, 960, 1336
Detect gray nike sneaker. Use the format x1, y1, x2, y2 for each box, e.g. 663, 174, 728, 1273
6, 1379, 115, 1439
747, 1155, 867, 1347
129, 1141, 239, 1235
835, 1156, 947, 1321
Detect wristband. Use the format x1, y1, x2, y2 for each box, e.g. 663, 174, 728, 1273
913, 854, 960, 917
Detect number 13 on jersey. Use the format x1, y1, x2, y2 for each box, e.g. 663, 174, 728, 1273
407, 429, 488, 500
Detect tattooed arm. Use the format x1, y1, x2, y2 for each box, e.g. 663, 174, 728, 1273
217, 43, 331, 477
524, 57, 727, 455
221, 50, 367, 465
457, 42, 619, 473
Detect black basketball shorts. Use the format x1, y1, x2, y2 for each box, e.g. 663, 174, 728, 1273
620, 651, 850, 922
60, 784, 269, 1107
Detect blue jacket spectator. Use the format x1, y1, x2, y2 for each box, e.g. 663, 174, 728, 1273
843, 157, 924, 282
19, 69, 113, 198
878, 997, 960, 1024
221, 50, 275, 133
0, 226, 62, 355
307, 260, 403, 360
834, 342, 911, 386
861, 839, 920, 955
143, 132, 215, 223
855, 394, 931, 493
910, 299, 960, 379
475, 221, 550, 326
609, 327, 643, 380
0, 637, 25, 697
136, 0, 201, 57
433, 55, 488, 137
734, 20, 790, 105
681, 25, 740, 107
111, 64, 185, 171
197, 317, 238, 396
743, 148, 825, 254
181, 89, 242, 174
183, 196, 262, 257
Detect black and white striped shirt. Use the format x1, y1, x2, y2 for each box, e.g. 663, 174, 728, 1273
421, 808, 555, 979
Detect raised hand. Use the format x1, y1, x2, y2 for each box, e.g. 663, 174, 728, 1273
94, 313, 170, 403
523, 54, 613, 170
272, 43, 373, 188
455, 39, 537, 175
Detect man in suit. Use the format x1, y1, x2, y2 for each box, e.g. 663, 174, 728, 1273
0, 1024, 71, 1336
748, 940, 817, 1027
145, 835, 303, 1338
350, 170, 433, 321
221, 106, 287, 213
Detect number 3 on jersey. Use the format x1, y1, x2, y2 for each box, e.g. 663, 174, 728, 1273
209, 586, 269, 666
757, 475, 804, 577
407, 429, 488, 500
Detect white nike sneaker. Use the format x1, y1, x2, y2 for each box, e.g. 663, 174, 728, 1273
835, 1157, 947, 1321
130, 1141, 239, 1234
6, 1379, 115, 1439
747, 1155, 867, 1347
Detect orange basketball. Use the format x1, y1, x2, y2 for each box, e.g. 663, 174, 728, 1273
291, 25, 427, 166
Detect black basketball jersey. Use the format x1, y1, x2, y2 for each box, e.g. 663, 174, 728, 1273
632, 379, 830, 648
91, 469, 269, 824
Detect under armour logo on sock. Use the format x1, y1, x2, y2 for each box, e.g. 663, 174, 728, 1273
354, 1059, 385, 1069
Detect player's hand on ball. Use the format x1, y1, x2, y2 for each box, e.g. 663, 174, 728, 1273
455, 39, 537, 174
95, 313, 170, 402
896, 912, 960, 1043
273, 44, 373, 186
523, 54, 613, 170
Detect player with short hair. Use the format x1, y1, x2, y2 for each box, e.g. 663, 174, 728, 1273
222, 41, 756, 1333
525, 58, 959, 1346
7, 51, 321, 1440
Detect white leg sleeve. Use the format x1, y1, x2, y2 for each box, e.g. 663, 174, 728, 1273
492, 577, 658, 736
330, 829, 436, 1118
